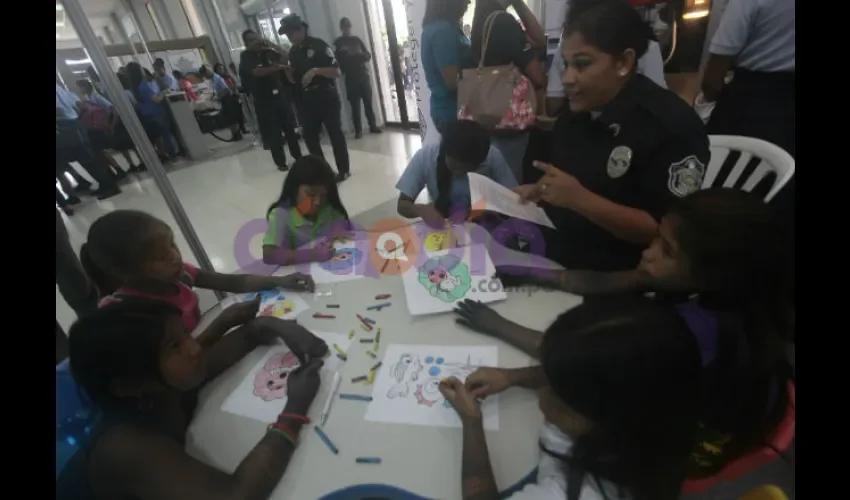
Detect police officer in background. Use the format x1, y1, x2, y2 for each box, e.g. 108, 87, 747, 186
279, 14, 351, 183
239, 29, 303, 171
334, 17, 382, 139
515, 0, 709, 272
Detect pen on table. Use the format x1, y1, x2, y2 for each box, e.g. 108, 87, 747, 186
320, 372, 342, 425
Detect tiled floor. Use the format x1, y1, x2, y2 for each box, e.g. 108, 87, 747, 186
56, 130, 422, 331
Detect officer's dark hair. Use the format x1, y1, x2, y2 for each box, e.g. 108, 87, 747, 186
666, 187, 794, 473
173, 70, 184, 80
423, 0, 466, 25
435, 120, 491, 217
267, 155, 351, 222
126, 62, 145, 102
565, 0, 653, 65
153, 58, 165, 69
540, 295, 701, 500
69, 299, 183, 412
197, 65, 211, 78
340, 17, 351, 29
80, 210, 164, 296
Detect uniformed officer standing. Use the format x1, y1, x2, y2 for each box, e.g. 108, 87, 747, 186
239, 29, 303, 171
334, 17, 382, 139
516, 0, 710, 272
279, 14, 351, 183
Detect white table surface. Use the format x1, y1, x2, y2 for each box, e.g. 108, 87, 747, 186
186, 224, 581, 499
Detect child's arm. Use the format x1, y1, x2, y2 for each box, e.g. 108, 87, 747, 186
194, 296, 262, 347
454, 300, 544, 359
261, 242, 332, 266
498, 267, 648, 296
193, 269, 316, 294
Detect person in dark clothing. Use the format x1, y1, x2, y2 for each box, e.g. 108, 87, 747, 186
280, 14, 351, 183
334, 17, 382, 138
239, 29, 303, 171
56, 208, 98, 364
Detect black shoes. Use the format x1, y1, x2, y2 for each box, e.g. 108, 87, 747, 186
354, 131, 363, 139
92, 186, 121, 200
369, 127, 383, 134
335, 172, 351, 183
277, 163, 289, 172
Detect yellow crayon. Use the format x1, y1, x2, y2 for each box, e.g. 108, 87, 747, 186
348, 329, 355, 340
366, 351, 377, 359
367, 369, 376, 384
333, 343, 347, 357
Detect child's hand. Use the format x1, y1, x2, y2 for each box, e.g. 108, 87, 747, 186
465, 367, 514, 399
313, 239, 336, 262
439, 377, 482, 422
276, 272, 315, 292
219, 294, 261, 328
453, 299, 510, 338
248, 317, 329, 360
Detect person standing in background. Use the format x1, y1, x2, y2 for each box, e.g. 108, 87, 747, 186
239, 29, 304, 171
421, 0, 473, 134
153, 58, 180, 92
334, 17, 382, 139
281, 14, 351, 183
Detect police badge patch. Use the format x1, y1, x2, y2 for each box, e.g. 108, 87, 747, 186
607, 146, 632, 179
668, 156, 706, 197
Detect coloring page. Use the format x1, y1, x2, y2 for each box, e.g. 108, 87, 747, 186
220, 289, 311, 320
401, 244, 507, 316
220, 331, 351, 422
309, 233, 374, 284
365, 344, 499, 430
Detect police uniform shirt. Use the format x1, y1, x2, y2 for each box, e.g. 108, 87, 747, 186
710, 0, 795, 72
289, 36, 339, 91
546, 73, 710, 271
333, 35, 370, 78
239, 49, 289, 99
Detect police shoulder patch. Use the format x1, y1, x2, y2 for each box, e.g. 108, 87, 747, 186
667, 156, 706, 197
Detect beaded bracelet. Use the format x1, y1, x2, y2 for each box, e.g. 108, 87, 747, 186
278, 413, 311, 424
267, 426, 296, 446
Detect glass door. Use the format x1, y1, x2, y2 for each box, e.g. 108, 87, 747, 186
365, 0, 417, 128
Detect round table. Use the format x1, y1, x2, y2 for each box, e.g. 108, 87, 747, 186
187, 223, 581, 499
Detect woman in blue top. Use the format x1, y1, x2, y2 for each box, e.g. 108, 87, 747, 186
421, 0, 473, 133
127, 62, 178, 162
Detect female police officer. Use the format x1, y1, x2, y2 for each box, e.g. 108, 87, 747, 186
517, 0, 710, 272
279, 14, 351, 183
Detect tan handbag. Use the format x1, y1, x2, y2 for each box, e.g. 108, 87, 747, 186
457, 11, 537, 131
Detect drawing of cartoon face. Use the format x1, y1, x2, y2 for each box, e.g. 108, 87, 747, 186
417, 254, 472, 303
253, 351, 300, 401
424, 232, 446, 251
319, 247, 364, 274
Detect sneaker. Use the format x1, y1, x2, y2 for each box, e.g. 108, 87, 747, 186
277, 163, 289, 172
335, 172, 351, 183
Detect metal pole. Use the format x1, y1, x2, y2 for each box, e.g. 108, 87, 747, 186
123, 0, 157, 65
62, 0, 226, 301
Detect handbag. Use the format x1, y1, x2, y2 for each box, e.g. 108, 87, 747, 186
457, 11, 537, 131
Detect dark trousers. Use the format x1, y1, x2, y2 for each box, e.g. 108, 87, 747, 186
56, 120, 117, 190
56, 208, 98, 364
300, 88, 350, 175
256, 89, 303, 166
345, 75, 377, 133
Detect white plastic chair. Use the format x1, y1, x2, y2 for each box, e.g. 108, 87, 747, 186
704, 135, 795, 202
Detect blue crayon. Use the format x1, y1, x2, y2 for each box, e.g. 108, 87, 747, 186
364, 317, 376, 325
367, 302, 392, 311
336, 353, 348, 362
356, 457, 382, 464
314, 426, 339, 455
339, 393, 373, 402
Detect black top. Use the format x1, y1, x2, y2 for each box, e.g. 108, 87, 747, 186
239, 48, 292, 99
469, 12, 535, 70
544, 73, 710, 271
289, 36, 339, 92
333, 35, 370, 78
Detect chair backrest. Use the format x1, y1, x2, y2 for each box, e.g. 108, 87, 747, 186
739, 484, 789, 500
704, 135, 795, 202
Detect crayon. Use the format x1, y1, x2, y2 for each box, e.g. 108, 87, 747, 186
360, 338, 374, 343
370, 361, 383, 372
367, 302, 392, 311
348, 329, 355, 340
313, 313, 336, 319
327, 304, 340, 309
333, 344, 347, 357
367, 370, 376, 384
336, 353, 348, 361
375, 294, 391, 300
360, 323, 372, 332
366, 350, 377, 359
339, 393, 373, 402
351, 375, 368, 383
364, 317, 376, 325
314, 426, 340, 455
356, 457, 382, 464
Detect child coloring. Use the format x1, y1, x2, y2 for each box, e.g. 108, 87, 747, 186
80, 210, 314, 344
262, 155, 353, 266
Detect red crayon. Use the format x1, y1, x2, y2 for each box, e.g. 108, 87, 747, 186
313, 313, 336, 319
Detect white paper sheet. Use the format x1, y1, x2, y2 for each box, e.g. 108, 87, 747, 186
364, 344, 499, 430
220, 289, 311, 320
220, 331, 351, 422
468, 173, 556, 228
401, 244, 507, 316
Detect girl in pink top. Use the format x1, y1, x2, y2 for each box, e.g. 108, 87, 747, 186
81, 210, 314, 345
